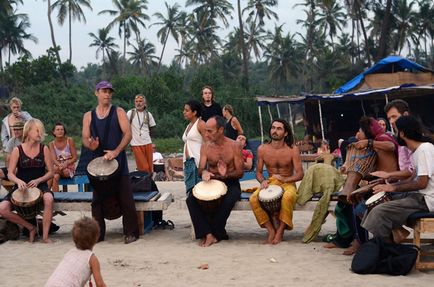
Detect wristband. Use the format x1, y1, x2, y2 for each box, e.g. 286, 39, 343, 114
367, 139, 373, 148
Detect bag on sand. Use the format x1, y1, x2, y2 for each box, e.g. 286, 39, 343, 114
351, 237, 419, 276
0, 218, 20, 243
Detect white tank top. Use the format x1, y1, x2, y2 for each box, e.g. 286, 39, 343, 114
45, 248, 93, 287
182, 118, 203, 167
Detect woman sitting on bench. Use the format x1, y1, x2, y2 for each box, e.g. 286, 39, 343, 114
48, 122, 77, 192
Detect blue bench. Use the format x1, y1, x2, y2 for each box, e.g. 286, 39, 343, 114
58, 174, 90, 192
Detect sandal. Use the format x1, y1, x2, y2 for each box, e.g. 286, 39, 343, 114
153, 220, 175, 230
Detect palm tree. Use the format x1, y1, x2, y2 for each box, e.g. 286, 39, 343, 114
128, 39, 158, 76
377, 0, 393, 61
186, 0, 234, 29
316, 0, 347, 44
415, 0, 434, 57
236, 0, 249, 93
51, 0, 92, 62
88, 27, 119, 62
152, 2, 182, 72
243, 0, 278, 27
0, 0, 23, 14
99, 0, 150, 73
0, 11, 37, 70
392, 0, 418, 54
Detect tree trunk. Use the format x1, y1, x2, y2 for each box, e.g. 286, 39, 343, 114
47, 0, 62, 66
356, 0, 371, 66
158, 32, 169, 72
376, 0, 392, 61
69, 5, 72, 62
237, 0, 249, 94
122, 26, 127, 75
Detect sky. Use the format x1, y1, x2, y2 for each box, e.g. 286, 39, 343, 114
11, 0, 305, 69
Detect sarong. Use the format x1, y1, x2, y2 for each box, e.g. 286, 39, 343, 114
249, 177, 297, 230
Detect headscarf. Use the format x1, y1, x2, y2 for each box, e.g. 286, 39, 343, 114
369, 117, 399, 158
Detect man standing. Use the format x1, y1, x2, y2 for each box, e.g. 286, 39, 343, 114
249, 119, 304, 244
0, 121, 24, 180
362, 115, 434, 241
186, 116, 244, 247
200, 86, 222, 122
127, 94, 156, 174
82, 81, 139, 244
1, 97, 32, 150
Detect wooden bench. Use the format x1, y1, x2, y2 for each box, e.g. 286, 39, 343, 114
188, 192, 338, 239
407, 212, 434, 270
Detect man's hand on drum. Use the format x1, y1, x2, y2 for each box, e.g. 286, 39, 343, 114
217, 160, 227, 177
201, 170, 214, 181
372, 182, 395, 194
370, 171, 390, 179
260, 179, 269, 189
87, 136, 99, 151
354, 139, 368, 149
103, 150, 119, 161
273, 174, 285, 183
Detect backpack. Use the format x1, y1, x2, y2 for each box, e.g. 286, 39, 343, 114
351, 237, 419, 276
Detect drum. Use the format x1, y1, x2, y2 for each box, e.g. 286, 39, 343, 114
1, 179, 15, 193
258, 185, 284, 213
345, 144, 377, 178
11, 188, 43, 219
153, 163, 165, 173
87, 156, 119, 181
365, 192, 390, 212
192, 180, 227, 213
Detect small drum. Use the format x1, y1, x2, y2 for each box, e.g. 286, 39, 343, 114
192, 180, 227, 213
258, 185, 284, 213
11, 188, 43, 219
365, 192, 390, 211
1, 179, 15, 193
345, 144, 377, 178
87, 156, 119, 181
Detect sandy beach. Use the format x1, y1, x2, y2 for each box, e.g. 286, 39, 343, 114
1, 179, 433, 287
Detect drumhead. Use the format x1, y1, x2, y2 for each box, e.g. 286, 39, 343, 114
11, 187, 42, 207
259, 185, 283, 201
193, 179, 227, 201
365, 192, 386, 205
87, 156, 119, 177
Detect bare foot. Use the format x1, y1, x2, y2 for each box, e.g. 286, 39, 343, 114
29, 227, 37, 243
199, 237, 206, 246
263, 229, 275, 244
201, 234, 217, 247
343, 240, 360, 256
323, 242, 338, 249
272, 229, 284, 245
42, 238, 53, 244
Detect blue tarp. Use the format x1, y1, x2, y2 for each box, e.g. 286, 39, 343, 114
334, 55, 432, 94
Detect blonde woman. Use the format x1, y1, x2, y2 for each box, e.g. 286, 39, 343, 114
0, 119, 54, 243
222, 104, 243, 140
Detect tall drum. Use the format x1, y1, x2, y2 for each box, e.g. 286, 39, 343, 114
192, 180, 227, 213
258, 185, 284, 214
11, 187, 43, 219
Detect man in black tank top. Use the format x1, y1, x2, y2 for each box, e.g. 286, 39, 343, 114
82, 81, 139, 244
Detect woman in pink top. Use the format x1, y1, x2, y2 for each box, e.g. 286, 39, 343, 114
46, 217, 106, 287
48, 123, 77, 192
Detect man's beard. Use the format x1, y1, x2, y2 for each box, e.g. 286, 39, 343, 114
396, 133, 406, 146
271, 133, 284, 141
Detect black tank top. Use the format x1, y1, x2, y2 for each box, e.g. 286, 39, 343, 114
16, 144, 48, 190
224, 117, 238, 140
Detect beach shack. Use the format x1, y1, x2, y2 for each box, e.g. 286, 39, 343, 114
256, 56, 434, 149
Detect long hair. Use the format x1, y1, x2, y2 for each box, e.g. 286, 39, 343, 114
396, 115, 434, 144
269, 119, 294, 147
23, 118, 45, 143
201, 85, 215, 103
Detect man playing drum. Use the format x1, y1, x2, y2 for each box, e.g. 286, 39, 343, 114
186, 115, 244, 247
82, 81, 139, 244
362, 115, 434, 242
249, 119, 304, 244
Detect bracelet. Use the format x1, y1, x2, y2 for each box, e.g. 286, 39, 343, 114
367, 139, 373, 148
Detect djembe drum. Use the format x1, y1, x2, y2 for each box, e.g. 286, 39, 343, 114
11, 187, 43, 219
258, 185, 284, 213
365, 192, 390, 212
192, 180, 227, 213
87, 156, 121, 220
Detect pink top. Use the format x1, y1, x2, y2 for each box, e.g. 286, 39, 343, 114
45, 248, 93, 287
398, 146, 414, 172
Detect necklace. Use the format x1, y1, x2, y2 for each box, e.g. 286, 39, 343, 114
136, 109, 148, 137
97, 105, 111, 119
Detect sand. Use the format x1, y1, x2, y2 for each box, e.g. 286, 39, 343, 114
1, 180, 433, 287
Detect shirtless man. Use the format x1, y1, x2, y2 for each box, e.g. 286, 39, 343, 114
186, 115, 244, 247
249, 119, 304, 244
